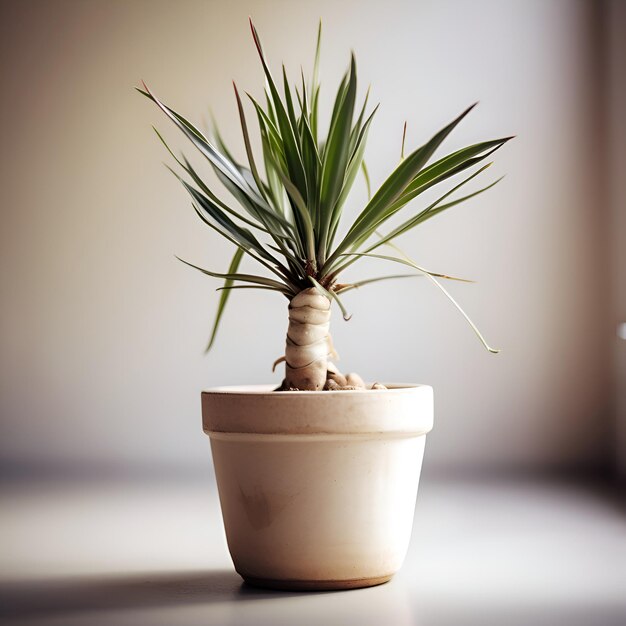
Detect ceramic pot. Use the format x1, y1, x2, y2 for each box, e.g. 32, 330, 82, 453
202, 384, 433, 591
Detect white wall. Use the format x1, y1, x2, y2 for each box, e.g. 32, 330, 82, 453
0, 0, 613, 477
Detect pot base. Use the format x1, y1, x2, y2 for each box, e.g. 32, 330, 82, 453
242, 573, 393, 591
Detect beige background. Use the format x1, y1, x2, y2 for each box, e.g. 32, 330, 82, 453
0, 0, 621, 477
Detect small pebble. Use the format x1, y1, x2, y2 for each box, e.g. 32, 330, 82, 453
371, 382, 387, 390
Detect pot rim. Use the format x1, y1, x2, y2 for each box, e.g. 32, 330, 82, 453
202, 383, 424, 396
201, 383, 433, 436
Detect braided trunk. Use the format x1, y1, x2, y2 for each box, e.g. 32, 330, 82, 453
278, 287, 383, 391
283, 288, 333, 390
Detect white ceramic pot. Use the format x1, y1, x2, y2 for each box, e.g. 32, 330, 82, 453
202, 384, 433, 590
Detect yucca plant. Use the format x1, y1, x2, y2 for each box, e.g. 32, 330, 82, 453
138, 20, 512, 391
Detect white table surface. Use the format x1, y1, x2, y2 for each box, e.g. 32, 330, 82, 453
1, 474, 624, 626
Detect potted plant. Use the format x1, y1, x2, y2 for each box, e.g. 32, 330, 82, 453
139, 20, 511, 590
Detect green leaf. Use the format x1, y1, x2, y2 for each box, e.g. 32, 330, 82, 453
177, 256, 292, 292
400, 122, 407, 160
335, 273, 421, 294
388, 137, 513, 213
189, 200, 299, 290
319, 54, 357, 223
327, 104, 379, 245
308, 276, 352, 321
348, 86, 371, 156
247, 93, 284, 155
209, 110, 241, 166
230, 84, 308, 268
282, 65, 299, 134
175, 176, 269, 258
372, 169, 504, 251
206, 248, 244, 352
138, 85, 263, 205
338, 252, 475, 282
139, 25, 512, 360
425, 273, 500, 353
265, 150, 316, 262
324, 103, 478, 270
233, 82, 269, 204
163, 160, 269, 235
259, 125, 287, 213
249, 20, 308, 198
340, 253, 498, 352
311, 20, 322, 95
361, 160, 372, 199
216, 284, 285, 292
328, 162, 502, 278
154, 128, 268, 230
311, 84, 321, 143
155, 131, 295, 243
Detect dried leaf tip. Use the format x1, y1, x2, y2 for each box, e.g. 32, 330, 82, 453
401, 121, 407, 160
